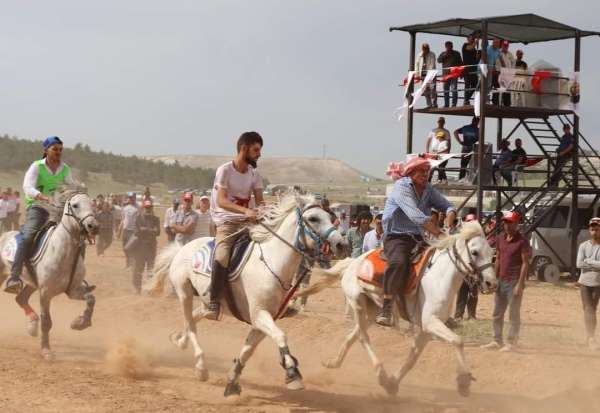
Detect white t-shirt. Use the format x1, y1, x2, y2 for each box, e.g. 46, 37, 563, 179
430, 138, 449, 154
427, 128, 451, 152
210, 162, 263, 225
6, 197, 17, 213
121, 204, 139, 231
362, 229, 384, 253
164, 206, 178, 228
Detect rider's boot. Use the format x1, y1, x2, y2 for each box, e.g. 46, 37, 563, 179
205, 262, 228, 321
375, 298, 394, 327
5, 240, 27, 294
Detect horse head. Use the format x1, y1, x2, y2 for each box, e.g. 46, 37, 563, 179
54, 185, 99, 236
294, 195, 347, 259
433, 221, 497, 293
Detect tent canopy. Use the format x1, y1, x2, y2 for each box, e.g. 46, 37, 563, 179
390, 14, 600, 44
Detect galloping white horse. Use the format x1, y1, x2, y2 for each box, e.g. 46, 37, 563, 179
302, 221, 497, 397
145, 194, 346, 396
0, 187, 98, 360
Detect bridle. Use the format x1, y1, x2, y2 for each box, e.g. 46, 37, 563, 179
61, 192, 96, 238
448, 238, 494, 294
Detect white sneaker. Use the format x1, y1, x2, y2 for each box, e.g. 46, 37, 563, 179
480, 341, 501, 350
499, 343, 514, 352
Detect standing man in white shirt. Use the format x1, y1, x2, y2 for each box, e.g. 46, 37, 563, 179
577, 217, 600, 351
362, 214, 384, 253
415, 43, 437, 108
194, 195, 215, 238
206, 131, 264, 320
117, 192, 139, 269
164, 198, 180, 243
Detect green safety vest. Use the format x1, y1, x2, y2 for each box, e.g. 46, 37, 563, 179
25, 160, 71, 208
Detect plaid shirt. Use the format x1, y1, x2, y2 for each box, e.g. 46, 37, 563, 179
383, 177, 454, 236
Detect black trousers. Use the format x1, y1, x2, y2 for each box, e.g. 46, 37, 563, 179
133, 243, 157, 292
382, 234, 421, 297
549, 155, 571, 187
455, 280, 479, 319
464, 72, 478, 104
459, 152, 472, 180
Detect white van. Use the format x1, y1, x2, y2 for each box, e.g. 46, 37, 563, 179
529, 195, 598, 275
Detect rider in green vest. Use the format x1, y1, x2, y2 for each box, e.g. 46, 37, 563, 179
5, 137, 76, 293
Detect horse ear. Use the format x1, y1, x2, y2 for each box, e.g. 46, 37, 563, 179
295, 194, 307, 209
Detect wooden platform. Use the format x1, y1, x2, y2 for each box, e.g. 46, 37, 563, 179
413, 105, 574, 119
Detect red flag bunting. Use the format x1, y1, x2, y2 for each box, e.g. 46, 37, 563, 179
531, 71, 552, 95
441, 66, 465, 82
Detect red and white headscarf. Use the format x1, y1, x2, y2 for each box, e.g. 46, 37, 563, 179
385, 158, 431, 181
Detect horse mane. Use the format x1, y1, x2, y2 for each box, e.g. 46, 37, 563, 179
429, 221, 485, 250
54, 183, 88, 205
248, 192, 317, 242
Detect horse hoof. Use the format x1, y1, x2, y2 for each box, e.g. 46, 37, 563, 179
456, 373, 474, 397
41, 349, 54, 362
286, 378, 304, 390
28, 319, 39, 337
195, 368, 209, 382
70, 316, 92, 331
224, 381, 241, 397
383, 380, 399, 397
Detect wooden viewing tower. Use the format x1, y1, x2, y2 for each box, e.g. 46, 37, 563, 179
390, 14, 600, 277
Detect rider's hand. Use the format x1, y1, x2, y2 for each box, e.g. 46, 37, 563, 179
244, 208, 258, 222
36, 194, 50, 203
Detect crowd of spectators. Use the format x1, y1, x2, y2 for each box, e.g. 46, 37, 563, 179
0, 187, 21, 234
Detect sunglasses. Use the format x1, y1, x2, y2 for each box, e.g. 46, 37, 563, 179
590, 223, 600, 228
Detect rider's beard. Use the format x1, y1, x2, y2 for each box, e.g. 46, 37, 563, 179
246, 156, 258, 168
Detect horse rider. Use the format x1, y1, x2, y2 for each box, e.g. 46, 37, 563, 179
376, 157, 457, 326
5, 137, 94, 295
205, 131, 264, 320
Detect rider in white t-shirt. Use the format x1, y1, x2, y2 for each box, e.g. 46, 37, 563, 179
206, 132, 264, 320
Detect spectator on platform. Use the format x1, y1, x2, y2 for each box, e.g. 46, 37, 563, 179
487, 38, 502, 104
482, 211, 530, 352
164, 198, 180, 243
132, 200, 160, 293
426, 117, 451, 153
515, 49, 528, 70
96, 201, 114, 257
172, 192, 199, 245
549, 124, 575, 187
347, 211, 373, 258
512, 138, 527, 167
429, 131, 450, 185
454, 117, 480, 182
576, 217, 600, 351
495, 40, 515, 107
362, 213, 384, 253
415, 43, 438, 108
194, 195, 215, 238
462, 34, 481, 105
437, 41, 463, 107
493, 140, 514, 187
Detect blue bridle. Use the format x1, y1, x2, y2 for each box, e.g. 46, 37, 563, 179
293, 206, 337, 254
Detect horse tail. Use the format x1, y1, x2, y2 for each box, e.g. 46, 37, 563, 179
294, 258, 354, 298
144, 242, 183, 296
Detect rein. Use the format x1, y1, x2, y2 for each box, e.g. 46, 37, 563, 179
447, 238, 494, 294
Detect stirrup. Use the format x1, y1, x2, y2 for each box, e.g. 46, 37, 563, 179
204, 301, 221, 321
4, 278, 23, 295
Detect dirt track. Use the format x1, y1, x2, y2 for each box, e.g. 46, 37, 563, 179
1, 239, 600, 413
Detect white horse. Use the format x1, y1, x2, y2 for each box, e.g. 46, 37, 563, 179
0, 187, 99, 360
145, 194, 346, 396
301, 221, 497, 397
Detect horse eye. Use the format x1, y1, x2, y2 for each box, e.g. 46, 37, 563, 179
73, 204, 79, 209
472, 250, 479, 256
308, 216, 319, 223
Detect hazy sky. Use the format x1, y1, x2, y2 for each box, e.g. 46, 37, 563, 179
1, 1, 599, 177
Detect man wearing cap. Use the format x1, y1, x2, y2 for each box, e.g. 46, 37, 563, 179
164, 198, 180, 243
194, 195, 215, 238
482, 211, 530, 352
132, 200, 160, 293
118, 192, 139, 268
171, 192, 199, 245
376, 157, 456, 326
5, 137, 77, 293
206, 131, 264, 320
576, 217, 600, 351
454, 117, 480, 183
549, 124, 575, 188
425, 117, 451, 154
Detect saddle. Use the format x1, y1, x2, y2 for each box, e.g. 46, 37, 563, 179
190, 232, 253, 281
357, 246, 435, 295
1, 222, 57, 267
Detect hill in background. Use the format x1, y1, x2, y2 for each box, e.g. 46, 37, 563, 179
147, 155, 377, 185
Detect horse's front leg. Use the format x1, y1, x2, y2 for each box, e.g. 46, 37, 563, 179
422, 315, 475, 397
69, 290, 95, 331
224, 328, 266, 397
39, 293, 53, 360
16, 285, 39, 337
253, 309, 304, 390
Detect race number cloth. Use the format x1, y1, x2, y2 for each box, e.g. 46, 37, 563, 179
210, 162, 263, 226
1, 226, 56, 265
